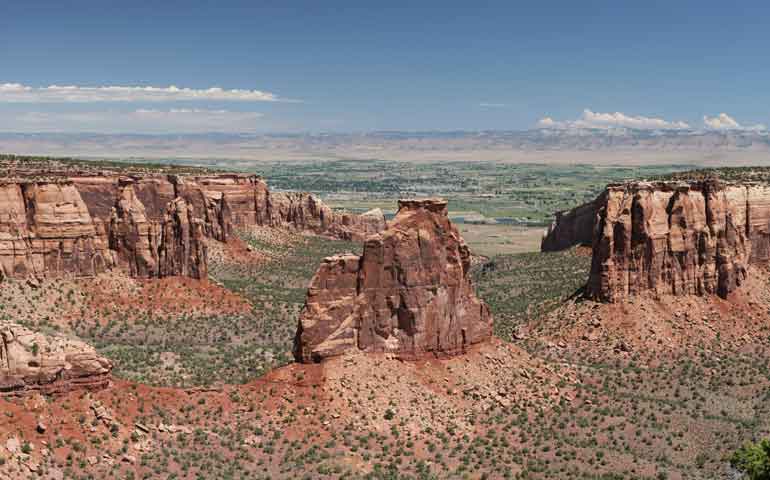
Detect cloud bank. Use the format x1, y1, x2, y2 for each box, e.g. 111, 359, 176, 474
703, 113, 766, 131
538, 109, 691, 130
0, 109, 265, 133
0, 83, 286, 103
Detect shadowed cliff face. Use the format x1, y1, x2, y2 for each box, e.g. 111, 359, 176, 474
541, 200, 598, 252
587, 180, 770, 301
0, 172, 385, 282
294, 198, 493, 363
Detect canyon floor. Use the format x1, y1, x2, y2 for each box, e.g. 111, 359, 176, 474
1, 224, 768, 480
1, 157, 770, 480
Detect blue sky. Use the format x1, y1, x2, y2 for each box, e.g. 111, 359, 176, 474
1, 1, 769, 133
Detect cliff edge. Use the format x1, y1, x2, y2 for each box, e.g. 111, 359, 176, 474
587, 179, 770, 301
0, 169, 385, 282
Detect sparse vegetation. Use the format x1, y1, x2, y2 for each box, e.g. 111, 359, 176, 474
1, 156, 769, 480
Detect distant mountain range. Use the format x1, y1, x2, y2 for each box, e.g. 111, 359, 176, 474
2, 129, 769, 164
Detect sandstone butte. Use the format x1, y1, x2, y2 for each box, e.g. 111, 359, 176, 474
0, 321, 112, 396
542, 179, 770, 301
0, 172, 386, 282
294, 198, 494, 363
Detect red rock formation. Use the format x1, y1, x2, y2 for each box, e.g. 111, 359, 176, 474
158, 198, 208, 279
294, 198, 493, 363
0, 182, 114, 280
0, 170, 383, 282
541, 200, 597, 252
109, 184, 208, 279
327, 208, 388, 242
0, 321, 112, 396
588, 180, 770, 301
72, 172, 382, 243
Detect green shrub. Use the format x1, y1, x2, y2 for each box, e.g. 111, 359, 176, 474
730, 439, 770, 480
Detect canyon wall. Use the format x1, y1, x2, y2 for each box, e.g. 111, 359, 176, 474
0, 172, 385, 282
541, 200, 597, 252
587, 180, 770, 301
294, 198, 493, 363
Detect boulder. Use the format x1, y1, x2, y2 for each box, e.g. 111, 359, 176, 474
0, 322, 112, 396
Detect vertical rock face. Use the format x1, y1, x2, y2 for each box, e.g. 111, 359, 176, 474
158, 197, 208, 279
109, 184, 162, 277
0, 182, 114, 280
294, 198, 493, 363
0, 179, 207, 281
178, 174, 386, 241
108, 184, 208, 279
588, 180, 770, 301
0, 321, 112, 396
541, 200, 598, 252
0, 171, 384, 282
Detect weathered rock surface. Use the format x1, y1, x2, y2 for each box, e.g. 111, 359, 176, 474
0, 322, 112, 395
327, 208, 388, 242
588, 180, 770, 301
0, 171, 383, 281
541, 200, 597, 252
0, 182, 114, 279
294, 198, 493, 362
0, 178, 208, 281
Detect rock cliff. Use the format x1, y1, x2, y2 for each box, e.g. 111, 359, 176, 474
587, 180, 770, 301
541, 200, 597, 252
294, 198, 493, 363
0, 321, 112, 395
0, 170, 384, 282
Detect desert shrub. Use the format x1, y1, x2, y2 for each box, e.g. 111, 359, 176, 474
731, 439, 770, 480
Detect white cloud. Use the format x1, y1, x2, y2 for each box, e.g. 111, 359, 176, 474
0, 109, 265, 133
703, 113, 766, 131
537, 109, 690, 130
0, 83, 288, 103
479, 102, 507, 108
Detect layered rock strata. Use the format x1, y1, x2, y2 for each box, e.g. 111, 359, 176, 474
588, 180, 770, 301
0, 172, 385, 281
294, 198, 493, 363
541, 200, 597, 252
0, 322, 112, 395
0, 179, 208, 280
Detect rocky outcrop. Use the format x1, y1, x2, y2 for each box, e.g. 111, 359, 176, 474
109, 185, 207, 279
0, 179, 207, 281
0, 170, 384, 282
327, 208, 388, 242
0, 182, 114, 280
294, 198, 493, 363
541, 200, 597, 252
587, 180, 770, 301
174, 174, 385, 241
0, 322, 112, 395
262, 189, 386, 241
